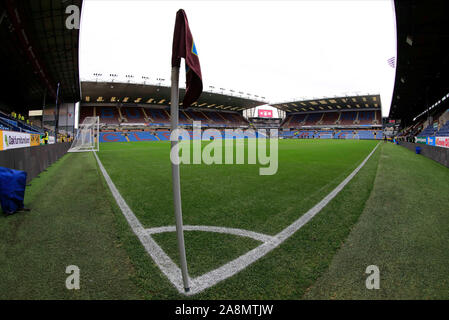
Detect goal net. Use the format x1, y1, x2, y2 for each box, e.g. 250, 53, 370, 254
68, 116, 100, 152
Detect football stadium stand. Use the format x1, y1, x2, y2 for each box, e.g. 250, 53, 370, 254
281, 111, 380, 129
437, 121, 449, 137
417, 124, 437, 137
80, 105, 250, 129
100, 129, 265, 143
0, 111, 42, 134
281, 129, 383, 140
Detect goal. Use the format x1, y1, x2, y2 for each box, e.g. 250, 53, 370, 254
68, 116, 100, 152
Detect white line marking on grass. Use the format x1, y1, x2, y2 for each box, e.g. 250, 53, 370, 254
93, 152, 185, 293
94, 143, 380, 296
147, 225, 275, 243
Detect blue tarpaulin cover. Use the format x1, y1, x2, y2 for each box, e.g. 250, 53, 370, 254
0, 167, 27, 214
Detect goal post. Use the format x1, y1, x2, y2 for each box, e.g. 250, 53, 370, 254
68, 116, 100, 152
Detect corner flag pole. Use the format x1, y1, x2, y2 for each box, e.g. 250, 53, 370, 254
170, 65, 190, 292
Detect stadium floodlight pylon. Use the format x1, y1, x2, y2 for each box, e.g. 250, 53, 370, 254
68, 116, 100, 152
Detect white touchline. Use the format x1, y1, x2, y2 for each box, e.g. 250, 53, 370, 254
94, 142, 380, 296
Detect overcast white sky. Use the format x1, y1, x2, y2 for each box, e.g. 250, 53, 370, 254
79, 0, 397, 116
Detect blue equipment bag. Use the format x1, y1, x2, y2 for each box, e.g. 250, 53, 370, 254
0, 167, 27, 214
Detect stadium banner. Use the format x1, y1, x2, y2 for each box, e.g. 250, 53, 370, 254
258, 109, 273, 118
1, 130, 31, 150
415, 136, 427, 144
427, 136, 436, 146
436, 137, 449, 149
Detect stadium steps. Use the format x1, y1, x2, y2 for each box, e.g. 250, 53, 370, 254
280, 115, 290, 128
354, 112, 360, 124
201, 111, 211, 123
335, 112, 342, 125
284, 115, 293, 128
217, 112, 227, 123
141, 107, 152, 122
163, 109, 171, 120
317, 113, 325, 125
436, 120, 449, 136
303, 114, 309, 125
182, 110, 193, 121
118, 107, 127, 122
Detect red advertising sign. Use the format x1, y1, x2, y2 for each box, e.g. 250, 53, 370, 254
436, 137, 449, 149
258, 109, 273, 118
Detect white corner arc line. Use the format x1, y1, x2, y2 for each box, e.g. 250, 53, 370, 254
94, 142, 380, 296
189, 142, 380, 295
146, 225, 275, 243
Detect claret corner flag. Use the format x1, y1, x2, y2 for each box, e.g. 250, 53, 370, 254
171, 9, 203, 108
170, 8, 204, 293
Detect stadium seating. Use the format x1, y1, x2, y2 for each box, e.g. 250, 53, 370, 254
321, 113, 339, 125
100, 132, 128, 142
339, 112, 357, 125
145, 108, 170, 124
417, 124, 436, 137
178, 110, 191, 125
283, 114, 306, 128
317, 130, 333, 139
127, 131, 159, 141
188, 110, 209, 122
281, 129, 382, 140
374, 111, 381, 124
304, 113, 322, 126
122, 107, 146, 124
79, 106, 94, 124
204, 111, 227, 124
99, 128, 268, 143
436, 121, 449, 136
82, 104, 252, 129
358, 111, 375, 125
95, 106, 121, 125
0, 112, 42, 134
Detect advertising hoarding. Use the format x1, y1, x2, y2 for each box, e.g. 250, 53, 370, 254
1, 131, 31, 150
436, 137, 449, 149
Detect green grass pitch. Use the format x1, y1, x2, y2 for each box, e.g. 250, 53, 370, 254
2, 140, 449, 299
95, 139, 380, 298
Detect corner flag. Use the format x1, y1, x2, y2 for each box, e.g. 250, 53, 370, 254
172, 9, 203, 108
170, 9, 204, 293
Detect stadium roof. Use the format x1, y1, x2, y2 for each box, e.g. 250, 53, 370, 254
0, 0, 82, 112
80, 81, 267, 112
271, 94, 382, 114
389, 0, 449, 124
